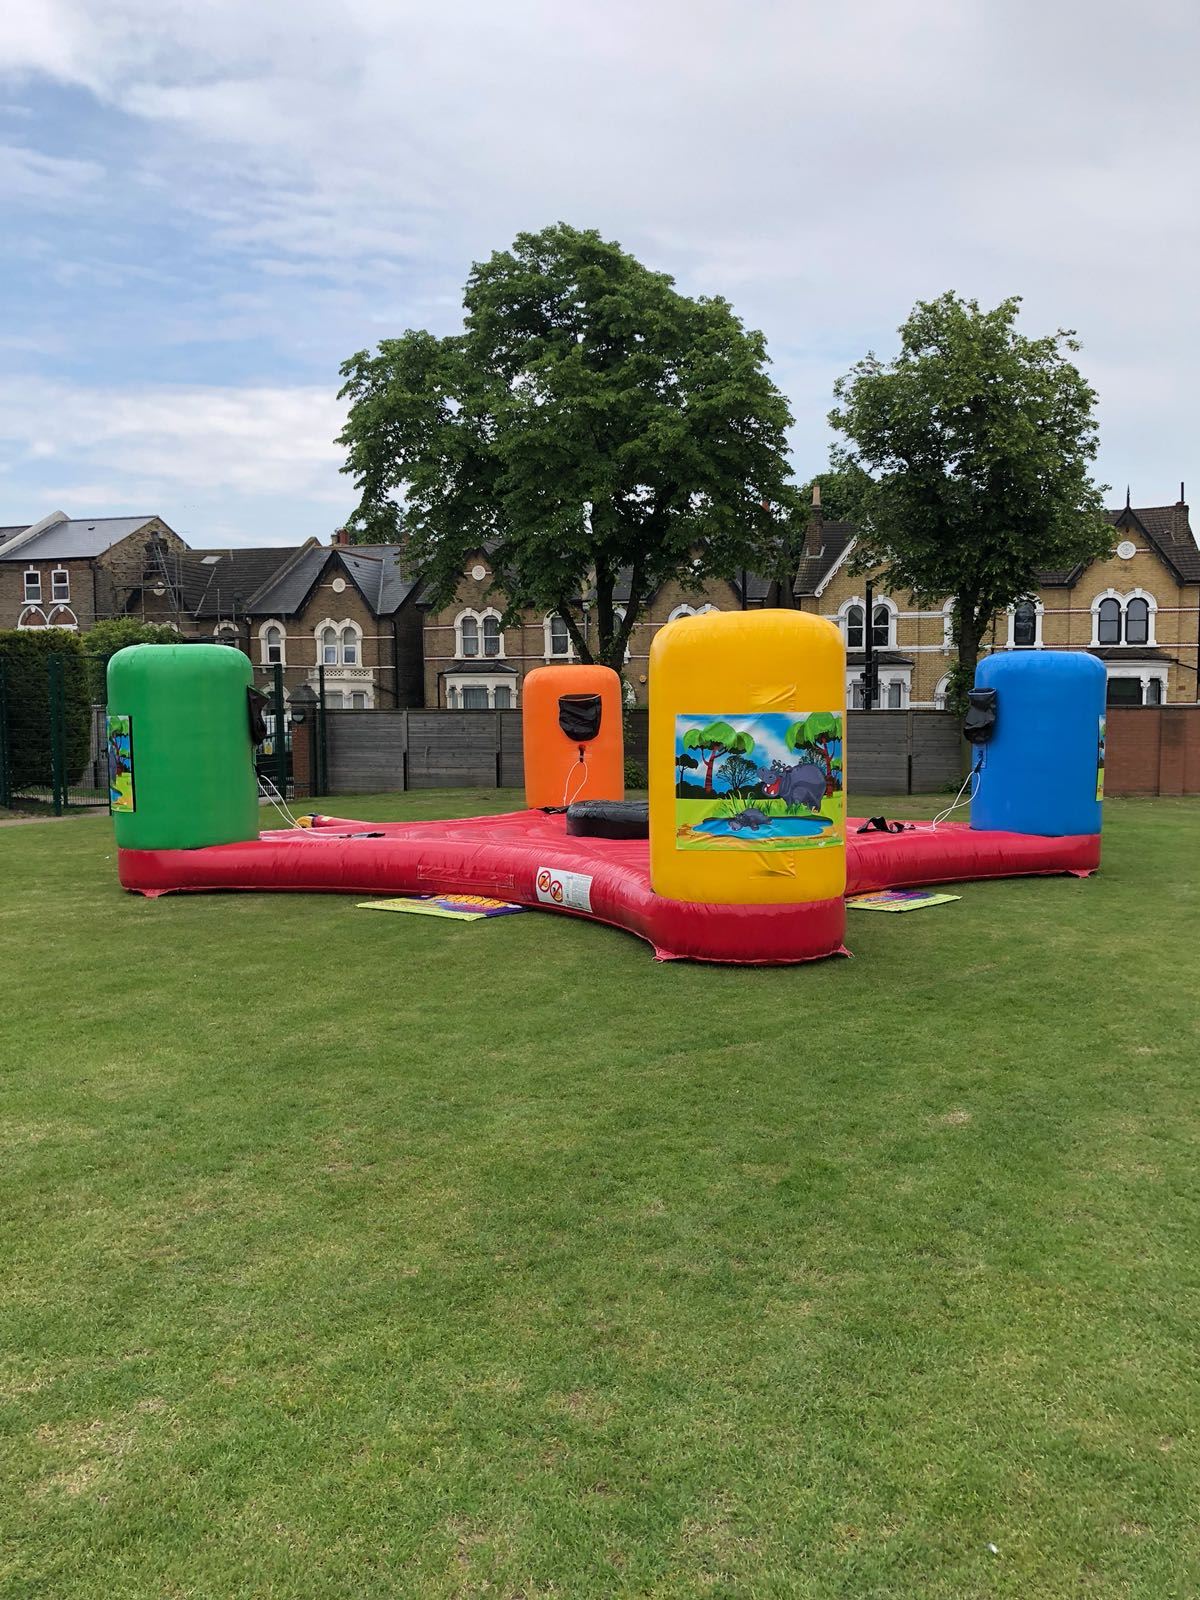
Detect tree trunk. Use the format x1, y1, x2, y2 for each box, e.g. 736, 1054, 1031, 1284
815, 735, 835, 796
703, 748, 721, 794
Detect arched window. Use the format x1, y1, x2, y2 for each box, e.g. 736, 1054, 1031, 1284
340, 623, 360, 665
1125, 597, 1149, 646
456, 608, 504, 659
460, 614, 479, 657
933, 674, 951, 710
321, 625, 338, 665
482, 614, 502, 657
1096, 597, 1122, 645
612, 606, 632, 662
213, 623, 239, 646
871, 601, 895, 649
546, 614, 572, 658
667, 603, 719, 622
17, 605, 48, 630
845, 604, 864, 650
1012, 601, 1038, 647
260, 622, 285, 666
47, 606, 78, 631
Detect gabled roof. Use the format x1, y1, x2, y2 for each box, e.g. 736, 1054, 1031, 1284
793, 521, 856, 597
0, 513, 162, 561
792, 500, 1200, 595
176, 548, 301, 619
1108, 503, 1200, 584
245, 544, 419, 617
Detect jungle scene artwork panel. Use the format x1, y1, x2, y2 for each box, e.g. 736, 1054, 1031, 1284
674, 712, 844, 851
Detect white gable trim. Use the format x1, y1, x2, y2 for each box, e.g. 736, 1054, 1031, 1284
813, 535, 858, 599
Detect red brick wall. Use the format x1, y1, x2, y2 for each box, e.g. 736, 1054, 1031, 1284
1105, 707, 1200, 795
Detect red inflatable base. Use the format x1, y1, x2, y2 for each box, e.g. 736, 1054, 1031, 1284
117, 809, 1100, 966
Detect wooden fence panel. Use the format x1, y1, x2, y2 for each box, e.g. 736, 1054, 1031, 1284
318, 707, 1064, 799
324, 709, 406, 793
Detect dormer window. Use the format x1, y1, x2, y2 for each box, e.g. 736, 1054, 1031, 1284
24, 570, 41, 602
51, 568, 70, 601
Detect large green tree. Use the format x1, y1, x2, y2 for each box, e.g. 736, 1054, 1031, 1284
829, 292, 1111, 697
682, 720, 753, 796
338, 223, 801, 670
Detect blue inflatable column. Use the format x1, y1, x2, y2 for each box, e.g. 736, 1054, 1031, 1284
970, 652, 1107, 837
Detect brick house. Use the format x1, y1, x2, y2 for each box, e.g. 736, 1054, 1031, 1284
0, 511, 191, 632
794, 487, 1200, 707
242, 532, 424, 710
422, 551, 782, 708
0, 510, 301, 642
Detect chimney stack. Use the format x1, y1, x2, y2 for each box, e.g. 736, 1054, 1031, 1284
1173, 483, 1189, 544
333, 526, 351, 547
804, 482, 823, 559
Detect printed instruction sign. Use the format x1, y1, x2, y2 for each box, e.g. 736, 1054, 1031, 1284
535, 866, 593, 912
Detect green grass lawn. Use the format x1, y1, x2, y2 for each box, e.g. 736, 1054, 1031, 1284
2, 791, 1199, 1598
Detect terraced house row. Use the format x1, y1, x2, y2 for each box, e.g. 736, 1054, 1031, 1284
2, 490, 1198, 711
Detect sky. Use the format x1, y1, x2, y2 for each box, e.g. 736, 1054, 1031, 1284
1, 0, 1197, 548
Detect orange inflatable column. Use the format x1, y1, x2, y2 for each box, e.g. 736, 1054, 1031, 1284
522, 665, 625, 808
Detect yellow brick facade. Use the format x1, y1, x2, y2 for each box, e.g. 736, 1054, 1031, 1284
798, 508, 1200, 707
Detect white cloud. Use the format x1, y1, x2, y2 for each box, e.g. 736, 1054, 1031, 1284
0, 141, 102, 202
1, 0, 1198, 502
0, 381, 349, 539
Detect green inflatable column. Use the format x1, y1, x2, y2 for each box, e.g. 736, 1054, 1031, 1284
106, 644, 260, 850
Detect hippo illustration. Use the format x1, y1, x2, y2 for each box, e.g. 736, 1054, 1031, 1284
762, 760, 826, 810
728, 808, 770, 831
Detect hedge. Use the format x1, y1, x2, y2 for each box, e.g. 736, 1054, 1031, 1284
0, 630, 93, 792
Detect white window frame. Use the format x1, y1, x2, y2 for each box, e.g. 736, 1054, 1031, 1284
46, 605, 78, 631
340, 621, 362, 666
846, 665, 910, 710
667, 602, 719, 622
213, 622, 240, 646
1090, 588, 1157, 648
51, 567, 70, 602
612, 605, 632, 662
870, 597, 897, 649
544, 612, 574, 659
444, 672, 518, 709
258, 620, 286, 666
839, 599, 866, 651
933, 674, 952, 710
23, 569, 41, 603
455, 607, 505, 659
839, 595, 896, 650
1103, 663, 1168, 705
17, 605, 49, 630
1007, 599, 1043, 648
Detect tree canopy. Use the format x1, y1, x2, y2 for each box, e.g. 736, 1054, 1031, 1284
86, 618, 180, 656
828, 292, 1111, 697
338, 223, 802, 670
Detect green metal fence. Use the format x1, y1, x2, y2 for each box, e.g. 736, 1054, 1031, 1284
0, 650, 112, 814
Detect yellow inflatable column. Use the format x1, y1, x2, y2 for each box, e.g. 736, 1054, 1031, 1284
649, 610, 846, 905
